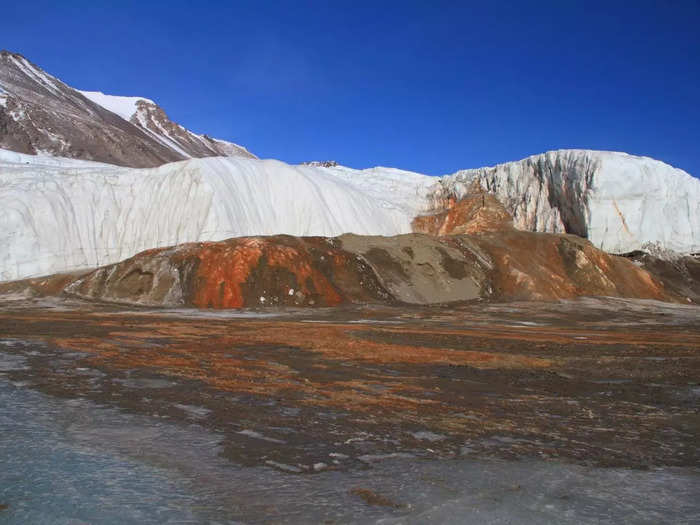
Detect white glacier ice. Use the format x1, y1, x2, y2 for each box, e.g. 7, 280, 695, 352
0, 150, 433, 280
0, 148, 698, 281
433, 150, 700, 254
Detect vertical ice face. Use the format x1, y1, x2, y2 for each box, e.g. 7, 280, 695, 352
433, 150, 699, 254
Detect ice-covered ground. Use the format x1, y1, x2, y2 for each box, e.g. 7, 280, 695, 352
1, 148, 698, 281
1, 348, 698, 524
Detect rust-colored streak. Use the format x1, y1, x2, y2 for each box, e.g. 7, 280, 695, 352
191, 238, 264, 308
177, 237, 346, 308
412, 181, 513, 236
2, 305, 698, 424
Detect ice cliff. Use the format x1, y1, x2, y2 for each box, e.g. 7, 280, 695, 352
0, 148, 697, 281
432, 150, 699, 254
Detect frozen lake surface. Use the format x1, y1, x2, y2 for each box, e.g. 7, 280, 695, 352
1, 350, 698, 524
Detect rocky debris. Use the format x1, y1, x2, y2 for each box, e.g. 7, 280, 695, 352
412, 180, 513, 236
0, 271, 89, 300
2, 229, 678, 308
301, 160, 339, 168
474, 231, 668, 302
0, 50, 253, 167
338, 233, 492, 304
622, 251, 700, 304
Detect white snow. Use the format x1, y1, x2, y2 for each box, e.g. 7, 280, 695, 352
0, 148, 697, 282
0, 151, 432, 281
79, 90, 155, 121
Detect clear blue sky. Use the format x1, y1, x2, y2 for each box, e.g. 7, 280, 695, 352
4, 1, 700, 176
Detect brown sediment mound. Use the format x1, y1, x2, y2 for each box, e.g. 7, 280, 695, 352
412, 180, 513, 236
0, 271, 91, 299
63, 236, 391, 308
337, 233, 491, 304
473, 231, 669, 301
622, 251, 700, 304
0, 229, 681, 307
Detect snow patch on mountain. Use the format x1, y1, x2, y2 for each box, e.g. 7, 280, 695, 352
79, 90, 154, 121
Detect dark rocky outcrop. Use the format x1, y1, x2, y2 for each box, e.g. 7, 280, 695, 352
622, 252, 700, 304
0, 50, 254, 167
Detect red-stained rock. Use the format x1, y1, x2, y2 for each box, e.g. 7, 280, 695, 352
473, 231, 668, 302
2, 232, 689, 308
63, 236, 391, 308
412, 181, 513, 236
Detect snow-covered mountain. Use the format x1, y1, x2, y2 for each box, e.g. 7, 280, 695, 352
0, 50, 254, 167
79, 91, 254, 160
1, 147, 698, 282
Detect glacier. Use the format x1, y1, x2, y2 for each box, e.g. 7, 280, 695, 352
432, 150, 700, 254
0, 150, 433, 280
0, 148, 698, 281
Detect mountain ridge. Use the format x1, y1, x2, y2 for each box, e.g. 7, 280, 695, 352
0, 50, 254, 167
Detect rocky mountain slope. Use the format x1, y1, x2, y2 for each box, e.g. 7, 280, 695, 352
79, 90, 254, 160
1, 147, 699, 282
0, 50, 253, 167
